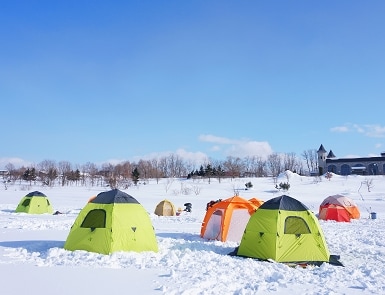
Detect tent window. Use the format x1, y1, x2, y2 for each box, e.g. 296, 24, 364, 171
81, 209, 106, 228
22, 199, 31, 207
284, 216, 311, 234
213, 210, 223, 216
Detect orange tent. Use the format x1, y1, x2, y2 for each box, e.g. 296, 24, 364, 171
87, 195, 96, 203
200, 196, 261, 242
248, 197, 264, 207
319, 194, 360, 222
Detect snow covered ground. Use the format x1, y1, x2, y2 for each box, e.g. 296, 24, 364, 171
1, 172, 385, 294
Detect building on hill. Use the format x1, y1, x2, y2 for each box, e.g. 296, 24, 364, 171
317, 144, 385, 176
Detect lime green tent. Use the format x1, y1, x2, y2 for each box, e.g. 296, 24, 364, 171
15, 191, 53, 214
236, 195, 335, 265
64, 189, 158, 254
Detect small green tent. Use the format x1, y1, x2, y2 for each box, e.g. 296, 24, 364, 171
235, 195, 338, 265
64, 189, 158, 254
15, 191, 53, 214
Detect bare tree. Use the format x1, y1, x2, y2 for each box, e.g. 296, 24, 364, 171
210, 159, 225, 183
120, 161, 133, 186
191, 184, 202, 195
112, 163, 125, 188
243, 156, 256, 177
295, 160, 305, 175
57, 161, 71, 186
283, 152, 297, 172
5, 163, 17, 184
167, 154, 178, 178
15, 166, 26, 184
167, 153, 186, 178
267, 153, 283, 182
155, 154, 187, 178
223, 156, 244, 179
302, 149, 318, 175
100, 163, 115, 188
150, 158, 163, 184
137, 159, 153, 182
242, 155, 269, 178
82, 162, 98, 186
254, 156, 267, 177
164, 178, 174, 193
359, 178, 374, 192
38, 160, 57, 186
184, 159, 196, 178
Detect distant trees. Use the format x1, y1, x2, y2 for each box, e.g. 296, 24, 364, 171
82, 162, 98, 186
1, 150, 319, 188
223, 156, 244, 179
216, 164, 225, 183
22, 167, 36, 185
58, 161, 72, 186
283, 152, 303, 173
67, 169, 81, 184
132, 167, 140, 185
255, 156, 268, 177
5, 163, 18, 184
151, 158, 163, 184
302, 149, 318, 174
186, 163, 226, 181
38, 160, 57, 186
267, 153, 282, 184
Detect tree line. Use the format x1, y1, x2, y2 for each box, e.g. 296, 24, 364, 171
1, 149, 319, 189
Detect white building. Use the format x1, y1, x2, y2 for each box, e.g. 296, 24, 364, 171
317, 144, 385, 175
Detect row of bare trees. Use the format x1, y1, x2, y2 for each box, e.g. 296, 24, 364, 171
1, 149, 319, 189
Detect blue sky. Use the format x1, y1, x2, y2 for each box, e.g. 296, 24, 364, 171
1, 1, 385, 169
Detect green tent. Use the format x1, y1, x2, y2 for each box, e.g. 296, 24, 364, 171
15, 191, 53, 214
64, 189, 158, 254
236, 195, 335, 265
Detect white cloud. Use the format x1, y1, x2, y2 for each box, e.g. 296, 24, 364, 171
199, 134, 235, 144
361, 124, 385, 138
331, 123, 385, 138
352, 124, 365, 134
199, 134, 273, 159
225, 141, 273, 159
0, 157, 32, 169
174, 149, 209, 164
330, 126, 349, 133
210, 145, 221, 152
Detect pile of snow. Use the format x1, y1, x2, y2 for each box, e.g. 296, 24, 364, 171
1, 175, 385, 294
